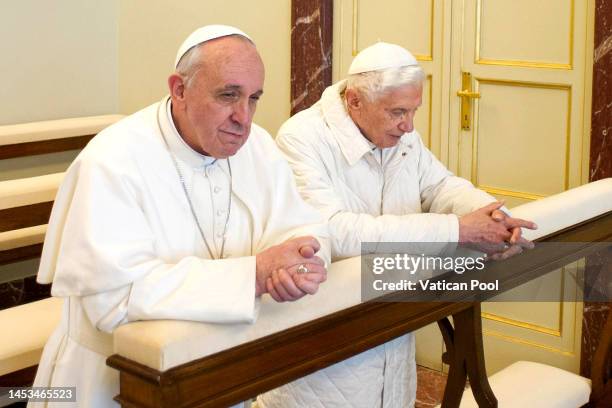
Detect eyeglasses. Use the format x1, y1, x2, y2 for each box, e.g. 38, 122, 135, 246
384, 108, 414, 122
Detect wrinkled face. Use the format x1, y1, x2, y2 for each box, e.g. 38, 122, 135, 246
347, 84, 422, 149
170, 36, 265, 158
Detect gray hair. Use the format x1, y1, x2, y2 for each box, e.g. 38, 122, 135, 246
175, 34, 254, 88
346, 65, 425, 101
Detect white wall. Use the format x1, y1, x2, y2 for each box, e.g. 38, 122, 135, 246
0, 0, 118, 125
118, 0, 291, 136
0, 1, 290, 133
0, 1, 291, 177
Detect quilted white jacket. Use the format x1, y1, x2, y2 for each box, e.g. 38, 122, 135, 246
258, 80, 496, 408
276, 80, 496, 260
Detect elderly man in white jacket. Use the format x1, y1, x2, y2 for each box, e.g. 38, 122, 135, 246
31, 25, 329, 408
258, 43, 535, 408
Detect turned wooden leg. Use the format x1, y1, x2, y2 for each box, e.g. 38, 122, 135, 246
438, 304, 497, 408
440, 315, 468, 408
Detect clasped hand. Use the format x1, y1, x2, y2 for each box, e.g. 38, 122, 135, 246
459, 201, 538, 260
255, 236, 327, 302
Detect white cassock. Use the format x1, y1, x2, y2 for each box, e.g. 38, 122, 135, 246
258, 80, 497, 408
30, 96, 328, 408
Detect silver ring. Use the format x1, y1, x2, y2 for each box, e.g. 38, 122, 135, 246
297, 264, 309, 274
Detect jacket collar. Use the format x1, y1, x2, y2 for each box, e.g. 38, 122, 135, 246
320, 80, 416, 166
320, 80, 377, 166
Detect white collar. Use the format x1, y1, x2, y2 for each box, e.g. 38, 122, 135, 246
159, 95, 218, 169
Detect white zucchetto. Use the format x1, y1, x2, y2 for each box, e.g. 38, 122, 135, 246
174, 25, 253, 68
348, 42, 418, 75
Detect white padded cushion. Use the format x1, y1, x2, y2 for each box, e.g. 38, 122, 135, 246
0, 115, 124, 145
113, 180, 612, 371
511, 178, 612, 241
0, 297, 63, 375
439, 361, 591, 408
0, 225, 47, 251
0, 173, 64, 210
114, 257, 363, 371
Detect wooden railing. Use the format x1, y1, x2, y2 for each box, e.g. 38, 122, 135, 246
108, 211, 612, 408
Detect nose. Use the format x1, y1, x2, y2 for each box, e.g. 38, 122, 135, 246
397, 114, 414, 134
231, 99, 251, 128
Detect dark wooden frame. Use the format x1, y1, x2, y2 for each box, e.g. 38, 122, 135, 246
0, 201, 54, 267
0, 365, 38, 388
107, 212, 612, 408
109, 303, 486, 408
0, 134, 94, 161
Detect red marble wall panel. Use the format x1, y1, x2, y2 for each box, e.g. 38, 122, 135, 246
290, 0, 333, 115
582, 0, 612, 378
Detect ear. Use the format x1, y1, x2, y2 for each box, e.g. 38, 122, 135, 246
168, 74, 186, 104
345, 88, 363, 111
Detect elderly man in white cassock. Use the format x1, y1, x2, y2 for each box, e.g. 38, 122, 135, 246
30, 25, 329, 407
257, 43, 537, 407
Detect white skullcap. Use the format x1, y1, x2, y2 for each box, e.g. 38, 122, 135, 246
174, 24, 252, 68
348, 42, 418, 75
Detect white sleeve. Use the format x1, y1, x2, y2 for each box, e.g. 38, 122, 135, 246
80, 256, 258, 333
276, 128, 460, 259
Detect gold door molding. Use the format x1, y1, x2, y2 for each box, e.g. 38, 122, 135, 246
475, 0, 575, 69
482, 307, 563, 337
483, 330, 576, 357
470, 78, 573, 196
351, 0, 435, 60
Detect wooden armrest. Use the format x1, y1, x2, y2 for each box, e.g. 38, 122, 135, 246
0, 114, 123, 159
0, 173, 63, 233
